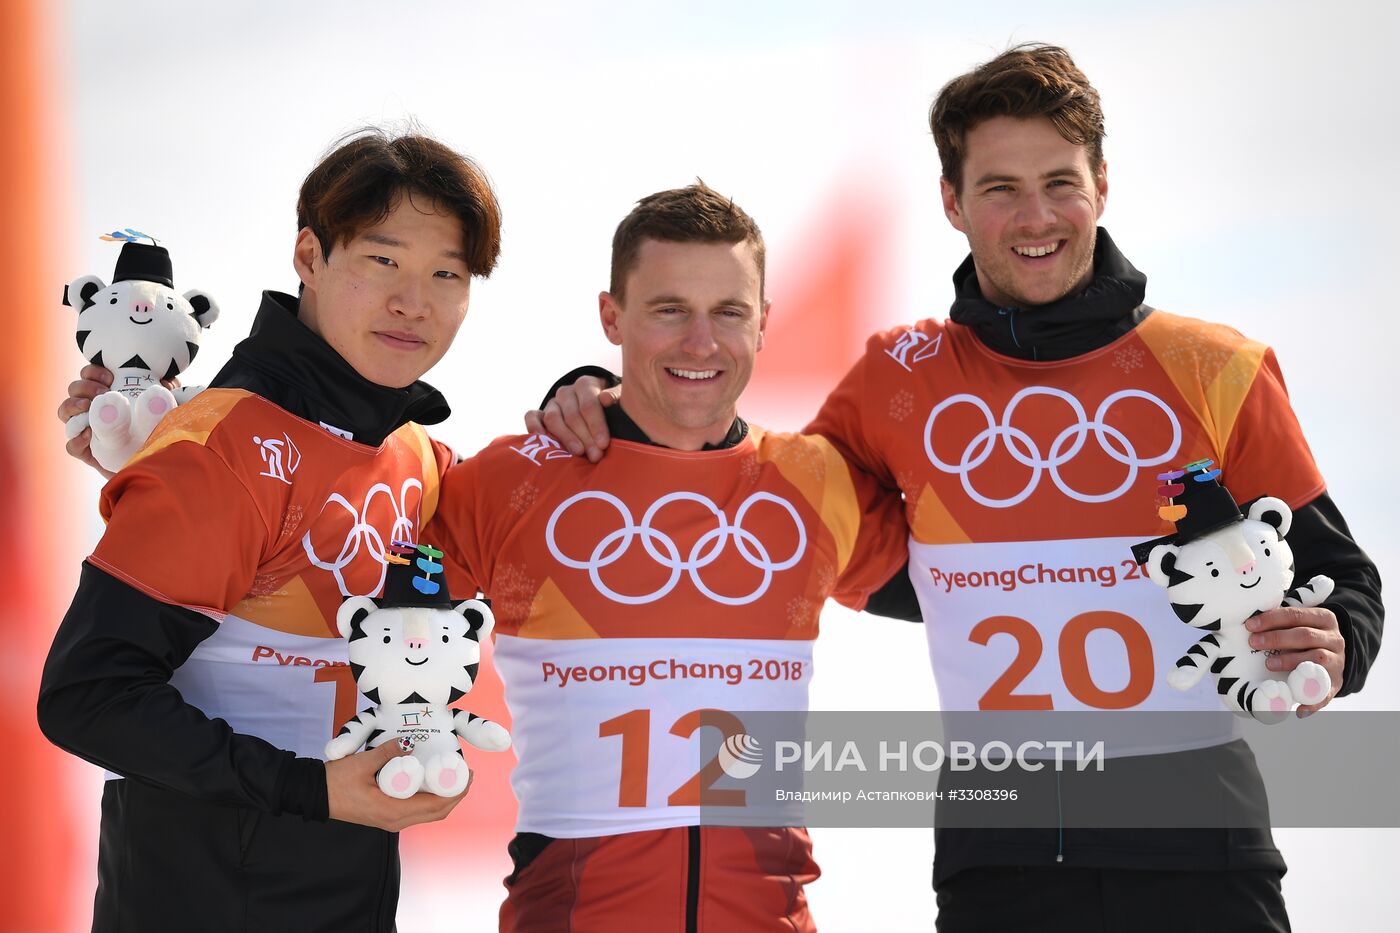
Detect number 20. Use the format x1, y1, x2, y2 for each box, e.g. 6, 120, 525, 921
969, 611, 1154, 710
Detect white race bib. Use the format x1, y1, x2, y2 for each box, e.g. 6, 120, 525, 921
910, 536, 1238, 755
495, 634, 813, 836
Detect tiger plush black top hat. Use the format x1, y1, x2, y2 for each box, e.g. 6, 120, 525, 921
1130, 459, 1243, 565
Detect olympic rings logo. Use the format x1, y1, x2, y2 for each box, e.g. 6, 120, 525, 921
545, 490, 807, 606
923, 387, 1181, 508
302, 478, 423, 596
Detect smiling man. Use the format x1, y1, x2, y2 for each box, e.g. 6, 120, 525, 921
294, 188, 476, 387
427, 183, 910, 932
598, 193, 768, 448
813, 44, 1384, 932
943, 114, 1105, 310
40, 129, 502, 932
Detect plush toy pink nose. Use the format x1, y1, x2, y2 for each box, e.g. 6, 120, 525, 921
402, 616, 430, 652
1237, 560, 1256, 575
132, 300, 153, 314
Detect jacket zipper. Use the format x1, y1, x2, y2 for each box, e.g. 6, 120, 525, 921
1055, 770, 1064, 863
686, 826, 701, 933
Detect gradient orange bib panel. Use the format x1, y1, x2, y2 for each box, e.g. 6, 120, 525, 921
431, 426, 906, 837
91, 388, 448, 757
810, 311, 1324, 747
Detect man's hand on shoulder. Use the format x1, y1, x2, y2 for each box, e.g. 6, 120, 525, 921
523, 374, 620, 463
325, 741, 470, 832
1246, 606, 1346, 717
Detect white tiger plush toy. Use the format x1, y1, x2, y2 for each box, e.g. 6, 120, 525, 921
62, 241, 218, 472
1138, 462, 1333, 722
325, 543, 511, 798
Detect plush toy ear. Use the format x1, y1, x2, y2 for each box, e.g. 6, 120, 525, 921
455, 599, 495, 641
183, 288, 220, 328
66, 275, 106, 312
1246, 496, 1291, 537
1144, 544, 1183, 589
336, 595, 378, 640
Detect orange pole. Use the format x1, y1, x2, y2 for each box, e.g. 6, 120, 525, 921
2, 0, 82, 930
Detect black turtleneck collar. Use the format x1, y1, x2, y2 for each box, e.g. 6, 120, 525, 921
539, 365, 747, 451
606, 402, 748, 450
949, 227, 1151, 361
208, 291, 451, 447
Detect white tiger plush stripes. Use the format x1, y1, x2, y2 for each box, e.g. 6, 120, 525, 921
1144, 496, 1333, 722
326, 596, 511, 798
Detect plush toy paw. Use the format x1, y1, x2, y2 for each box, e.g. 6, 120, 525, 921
1249, 680, 1293, 723
1167, 665, 1204, 692
64, 410, 90, 441
377, 754, 426, 799
423, 754, 471, 797
460, 717, 512, 752
132, 384, 178, 438
89, 389, 133, 437
87, 390, 145, 472
324, 733, 361, 761
1297, 575, 1336, 608
1288, 660, 1331, 706
172, 385, 205, 405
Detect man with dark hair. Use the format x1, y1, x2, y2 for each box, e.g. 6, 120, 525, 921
535, 44, 1383, 932
41, 128, 503, 931
607, 182, 767, 299
806, 44, 1381, 931
423, 181, 910, 931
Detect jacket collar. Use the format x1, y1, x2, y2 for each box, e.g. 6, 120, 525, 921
948, 228, 1150, 361
209, 291, 451, 447
605, 403, 748, 450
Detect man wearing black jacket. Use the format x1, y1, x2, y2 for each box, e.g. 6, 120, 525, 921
41, 129, 503, 931
532, 44, 1383, 933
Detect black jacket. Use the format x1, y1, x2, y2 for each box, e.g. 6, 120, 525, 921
38, 292, 449, 931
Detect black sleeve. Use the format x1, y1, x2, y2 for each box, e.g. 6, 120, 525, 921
1288, 492, 1384, 695
38, 561, 329, 820
538, 365, 621, 410
861, 561, 924, 622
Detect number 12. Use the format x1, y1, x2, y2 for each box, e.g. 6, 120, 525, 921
598, 708, 747, 808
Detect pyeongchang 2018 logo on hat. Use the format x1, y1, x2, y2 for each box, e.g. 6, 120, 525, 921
923, 387, 1181, 509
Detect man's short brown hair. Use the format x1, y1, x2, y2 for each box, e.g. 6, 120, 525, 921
297, 128, 502, 277
609, 181, 765, 301
930, 43, 1105, 194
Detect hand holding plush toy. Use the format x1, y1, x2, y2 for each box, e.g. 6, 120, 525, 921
325, 542, 511, 799
62, 234, 218, 472
1133, 460, 1333, 722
